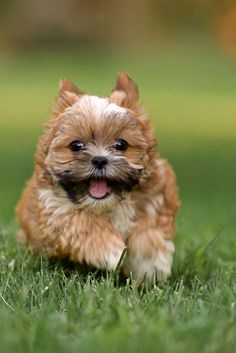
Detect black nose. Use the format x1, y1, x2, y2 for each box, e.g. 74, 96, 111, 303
91, 156, 108, 169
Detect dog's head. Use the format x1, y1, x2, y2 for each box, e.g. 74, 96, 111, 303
38, 73, 156, 212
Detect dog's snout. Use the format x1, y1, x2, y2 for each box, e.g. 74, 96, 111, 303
92, 156, 108, 169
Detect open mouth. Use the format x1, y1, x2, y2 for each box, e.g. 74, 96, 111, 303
58, 172, 139, 204
88, 178, 112, 200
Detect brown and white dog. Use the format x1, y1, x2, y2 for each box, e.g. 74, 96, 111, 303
16, 73, 179, 282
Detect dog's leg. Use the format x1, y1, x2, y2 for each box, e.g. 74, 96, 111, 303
60, 212, 126, 271
21, 187, 127, 271
123, 159, 179, 282
123, 226, 175, 281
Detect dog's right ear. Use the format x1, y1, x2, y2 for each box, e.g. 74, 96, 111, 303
52, 79, 83, 118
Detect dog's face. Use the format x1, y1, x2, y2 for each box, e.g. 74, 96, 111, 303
40, 73, 156, 212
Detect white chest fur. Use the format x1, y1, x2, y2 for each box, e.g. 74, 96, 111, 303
106, 196, 136, 240
39, 188, 136, 240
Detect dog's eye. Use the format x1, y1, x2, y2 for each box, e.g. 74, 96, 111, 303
69, 140, 84, 151
115, 139, 128, 151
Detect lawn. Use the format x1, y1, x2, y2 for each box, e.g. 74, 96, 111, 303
0, 41, 236, 353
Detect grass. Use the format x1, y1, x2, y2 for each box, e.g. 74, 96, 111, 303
0, 40, 236, 352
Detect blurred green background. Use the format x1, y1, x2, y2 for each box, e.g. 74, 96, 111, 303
0, 0, 236, 225
0, 2, 236, 353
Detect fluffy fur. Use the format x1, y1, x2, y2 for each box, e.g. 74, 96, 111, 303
16, 73, 179, 282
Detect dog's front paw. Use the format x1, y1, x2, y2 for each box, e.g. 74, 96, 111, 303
102, 246, 125, 271
123, 241, 174, 282
80, 237, 126, 272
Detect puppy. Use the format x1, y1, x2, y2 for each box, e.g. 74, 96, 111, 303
16, 73, 179, 281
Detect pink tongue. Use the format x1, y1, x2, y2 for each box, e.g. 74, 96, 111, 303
89, 179, 111, 199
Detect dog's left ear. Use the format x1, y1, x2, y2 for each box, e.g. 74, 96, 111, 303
109, 72, 139, 110
52, 79, 83, 118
